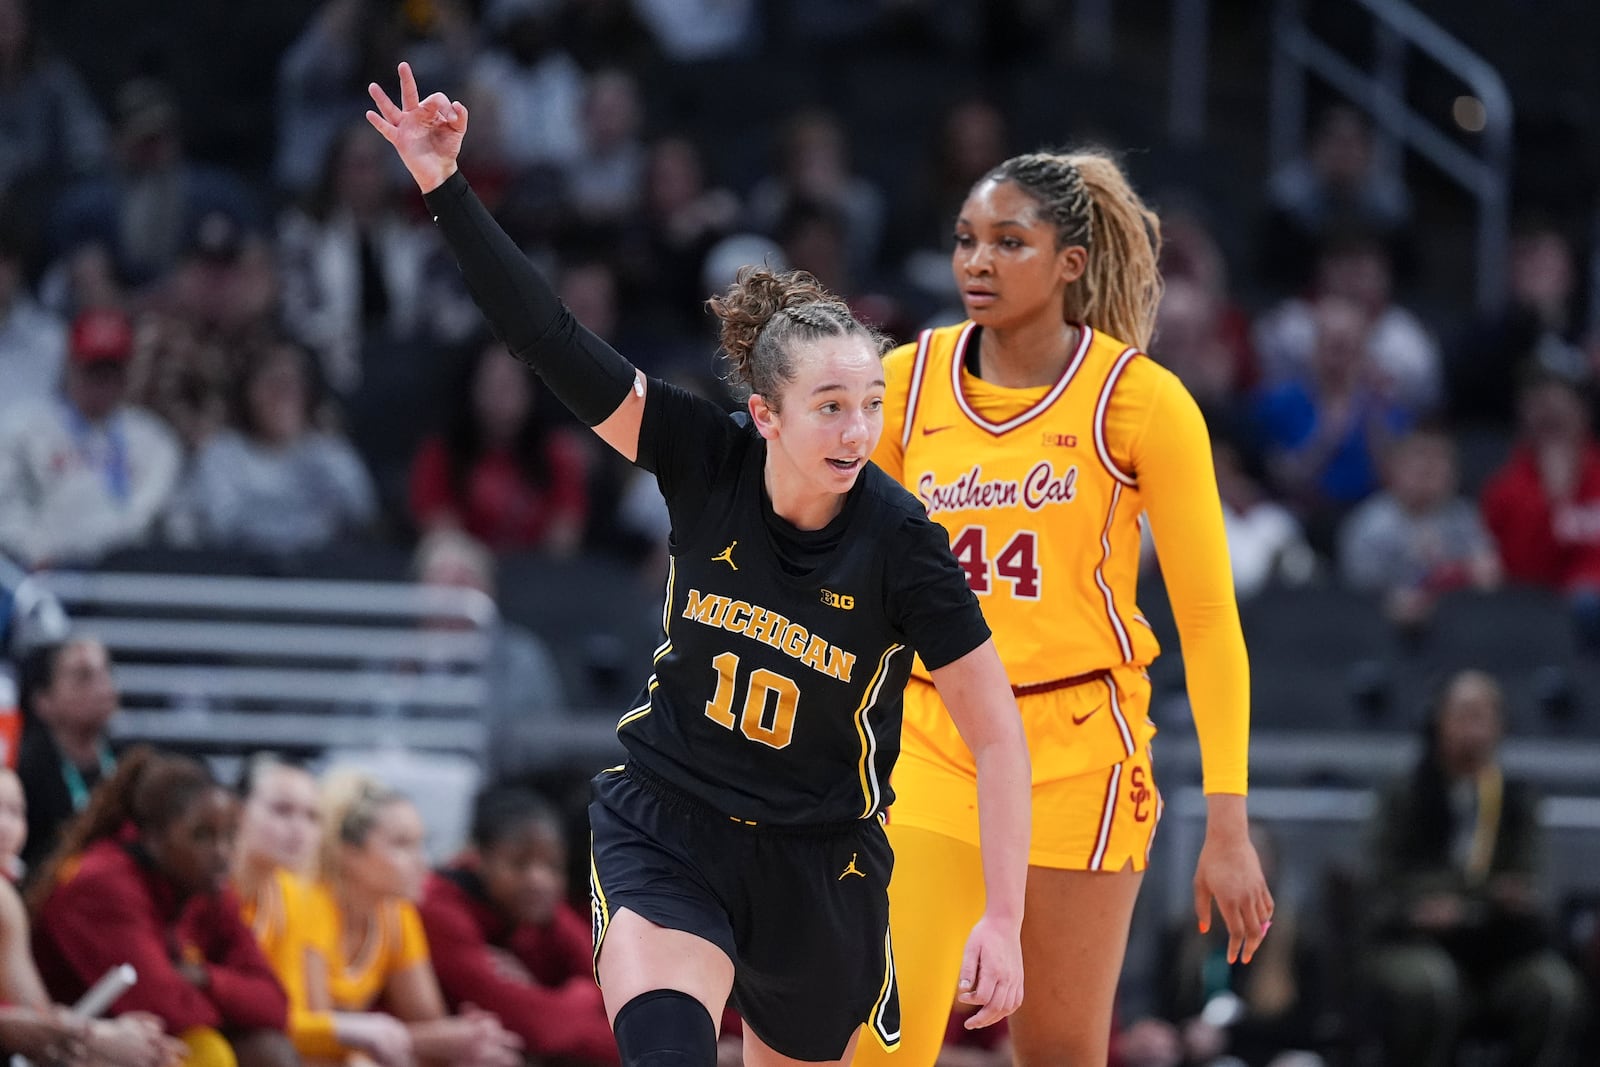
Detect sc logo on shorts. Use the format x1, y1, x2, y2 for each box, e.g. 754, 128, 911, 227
820, 589, 855, 610
1128, 766, 1153, 823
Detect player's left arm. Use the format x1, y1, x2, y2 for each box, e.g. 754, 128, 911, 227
1122, 361, 1273, 962
928, 640, 1030, 1029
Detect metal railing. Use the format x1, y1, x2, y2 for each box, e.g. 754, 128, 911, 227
1070, 0, 1512, 309
38, 571, 499, 761
1269, 0, 1514, 312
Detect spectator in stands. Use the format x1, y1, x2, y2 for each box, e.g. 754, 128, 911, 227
467, 0, 587, 171
125, 314, 229, 455
232, 753, 415, 1066
747, 109, 886, 282
36, 238, 125, 324
0, 766, 185, 1065
1261, 106, 1412, 294
15, 637, 119, 876
1212, 434, 1314, 600
894, 97, 1009, 303
291, 770, 522, 1066
629, 0, 756, 60
0, 307, 181, 568
1339, 427, 1500, 631
48, 78, 259, 289
617, 135, 741, 340
278, 120, 477, 396
567, 68, 647, 227
420, 785, 617, 1064
1255, 232, 1440, 411
0, 0, 108, 204
409, 338, 589, 554
1362, 671, 1585, 1067
0, 222, 67, 418
555, 0, 659, 72
411, 528, 568, 780
774, 195, 853, 295
30, 746, 297, 1067
1480, 369, 1600, 641
1156, 276, 1252, 425
149, 211, 281, 345
0, 999, 89, 1062
1160, 202, 1261, 401
1252, 295, 1413, 541
1116, 825, 1326, 1067
181, 338, 377, 556
1450, 218, 1590, 426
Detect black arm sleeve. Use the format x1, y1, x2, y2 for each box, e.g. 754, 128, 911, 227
884, 509, 991, 670
422, 171, 637, 426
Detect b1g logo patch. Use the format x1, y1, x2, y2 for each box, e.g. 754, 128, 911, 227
820, 589, 855, 610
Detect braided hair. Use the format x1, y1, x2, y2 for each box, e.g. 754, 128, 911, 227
707, 267, 889, 407
981, 148, 1164, 349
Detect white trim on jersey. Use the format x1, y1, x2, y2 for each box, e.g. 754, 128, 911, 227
952, 323, 1093, 435
854, 643, 908, 817
900, 330, 933, 451
1094, 346, 1141, 486
1093, 483, 1135, 662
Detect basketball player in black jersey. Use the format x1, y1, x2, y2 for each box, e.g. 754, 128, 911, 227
368, 63, 1031, 1067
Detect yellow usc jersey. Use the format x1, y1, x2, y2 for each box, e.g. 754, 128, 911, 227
880, 321, 1161, 686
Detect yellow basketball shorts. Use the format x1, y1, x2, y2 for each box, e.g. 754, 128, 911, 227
853, 676, 1163, 1067
887, 671, 1162, 870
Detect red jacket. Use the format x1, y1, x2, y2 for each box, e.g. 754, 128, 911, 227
32, 838, 288, 1034
419, 868, 616, 1065
1481, 442, 1600, 591
408, 433, 590, 551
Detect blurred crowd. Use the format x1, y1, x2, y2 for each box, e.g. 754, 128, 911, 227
0, 633, 616, 1066
0, 637, 1590, 1065
1, 0, 1599, 1064
1, 0, 1599, 650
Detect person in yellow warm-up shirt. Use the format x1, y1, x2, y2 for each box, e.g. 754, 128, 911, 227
853, 149, 1275, 1067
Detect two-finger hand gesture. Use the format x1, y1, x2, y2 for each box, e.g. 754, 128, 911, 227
366, 61, 468, 194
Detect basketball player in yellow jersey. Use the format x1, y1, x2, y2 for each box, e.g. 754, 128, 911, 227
852, 150, 1275, 1067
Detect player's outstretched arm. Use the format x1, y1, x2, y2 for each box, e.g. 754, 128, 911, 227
928, 639, 1030, 1028
367, 62, 646, 462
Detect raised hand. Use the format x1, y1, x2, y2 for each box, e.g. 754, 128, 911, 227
366, 61, 468, 194
956, 912, 1024, 1029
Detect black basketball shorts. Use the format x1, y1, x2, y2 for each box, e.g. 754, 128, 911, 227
588, 762, 900, 1061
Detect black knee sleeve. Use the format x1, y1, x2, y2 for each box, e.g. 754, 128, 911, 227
613, 989, 719, 1067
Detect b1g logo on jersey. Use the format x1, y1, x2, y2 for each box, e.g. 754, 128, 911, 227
819, 589, 855, 610
916, 461, 1079, 516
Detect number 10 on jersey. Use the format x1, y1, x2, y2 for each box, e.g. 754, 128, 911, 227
950, 526, 1041, 599
704, 652, 801, 749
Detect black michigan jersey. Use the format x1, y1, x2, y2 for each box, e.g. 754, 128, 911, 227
620, 380, 991, 826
